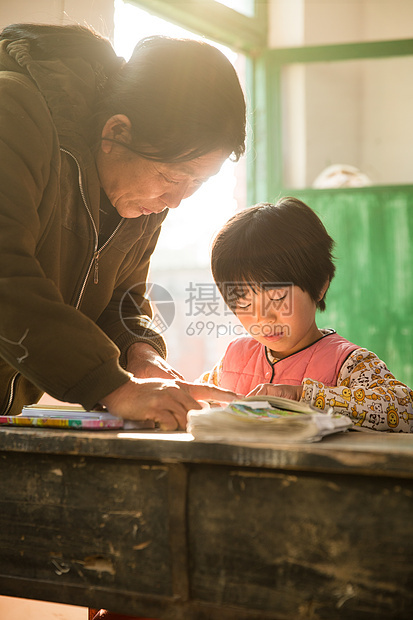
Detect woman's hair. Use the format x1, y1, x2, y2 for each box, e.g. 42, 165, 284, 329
100, 35, 246, 162
211, 197, 336, 312
0, 24, 246, 163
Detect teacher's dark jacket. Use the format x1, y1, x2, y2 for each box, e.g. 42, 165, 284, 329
0, 31, 167, 415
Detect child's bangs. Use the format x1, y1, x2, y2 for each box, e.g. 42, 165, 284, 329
217, 258, 290, 310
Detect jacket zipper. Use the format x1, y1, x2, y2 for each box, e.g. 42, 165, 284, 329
60, 148, 123, 308
4, 372, 19, 415
92, 220, 123, 284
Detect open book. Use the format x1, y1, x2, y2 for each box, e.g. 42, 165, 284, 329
187, 395, 352, 443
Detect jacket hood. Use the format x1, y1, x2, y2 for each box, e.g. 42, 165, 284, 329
0, 26, 123, 159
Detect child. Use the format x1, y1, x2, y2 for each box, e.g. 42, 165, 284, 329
201, 197, 413, 432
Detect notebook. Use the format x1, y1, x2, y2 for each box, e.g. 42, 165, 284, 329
0, 404, 124, 430
187, 395, 352, 443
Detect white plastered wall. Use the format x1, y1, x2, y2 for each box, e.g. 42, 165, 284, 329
0, 0, 114, 38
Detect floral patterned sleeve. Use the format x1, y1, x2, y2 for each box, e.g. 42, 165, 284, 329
300, 348, 413, 432
197, 356, 224, 387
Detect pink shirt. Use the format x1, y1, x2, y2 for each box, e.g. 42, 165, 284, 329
215, 331, 358, 394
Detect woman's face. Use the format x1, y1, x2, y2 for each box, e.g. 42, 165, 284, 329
96, 116, 229, 218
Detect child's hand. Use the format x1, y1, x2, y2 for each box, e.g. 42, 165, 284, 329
247, 383, 303, 401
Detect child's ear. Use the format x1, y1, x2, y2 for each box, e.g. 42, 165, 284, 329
319, 279, 330, 302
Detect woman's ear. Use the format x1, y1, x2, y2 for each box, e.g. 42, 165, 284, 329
319, 279, 330, 302
100, 114, 132, 153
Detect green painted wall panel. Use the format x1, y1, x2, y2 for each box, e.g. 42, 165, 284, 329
290, 187, 413, 386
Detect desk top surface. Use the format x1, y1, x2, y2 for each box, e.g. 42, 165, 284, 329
1, 426, 413, 478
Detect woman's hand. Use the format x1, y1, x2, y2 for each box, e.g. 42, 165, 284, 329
99, 377, 237, 430
247, 383, 303, 402
126, 342, 184, 380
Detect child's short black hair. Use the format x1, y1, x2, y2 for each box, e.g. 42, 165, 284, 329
211, 197, 335, 312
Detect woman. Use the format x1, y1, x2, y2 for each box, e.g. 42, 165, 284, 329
0, 23, 246, 428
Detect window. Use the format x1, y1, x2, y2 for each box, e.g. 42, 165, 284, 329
281, 55, 413, 188
127, 0, 267, 52
216, 0, 255, 18
115, 0, 247, 380
248, 38, 413, 201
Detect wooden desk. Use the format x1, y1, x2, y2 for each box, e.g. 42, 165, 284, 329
0, 427, 412, 619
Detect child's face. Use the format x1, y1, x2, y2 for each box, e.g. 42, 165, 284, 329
234, 285, 322, 359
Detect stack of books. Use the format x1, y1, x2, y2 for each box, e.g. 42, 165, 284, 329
0, 404, 124, 430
